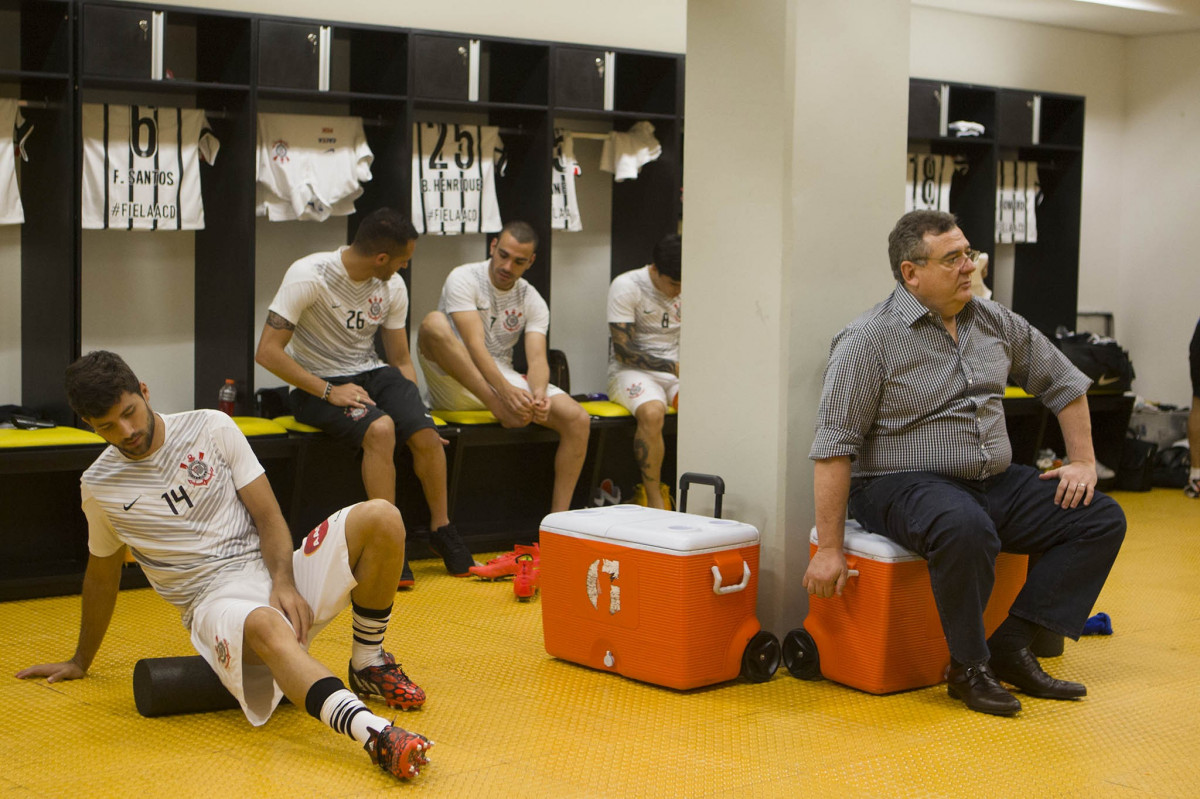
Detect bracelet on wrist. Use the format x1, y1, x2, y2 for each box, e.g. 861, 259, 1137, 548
322, 382, 332, 401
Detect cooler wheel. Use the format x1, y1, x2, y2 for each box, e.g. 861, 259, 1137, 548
740, 630, 781, 683
781, 628, 822, 680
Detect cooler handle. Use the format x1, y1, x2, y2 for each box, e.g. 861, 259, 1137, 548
679, 472, 724, 518
711, 562, 750, 595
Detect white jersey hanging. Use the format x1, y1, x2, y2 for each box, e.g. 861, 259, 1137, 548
0, 99, 32, 225
551, 129, 583, 232
905, 153, 956, 213
995, 160, 1040, 244
256, 113, 373, 222
81, 104, 219, 231
411, 123, 504, 235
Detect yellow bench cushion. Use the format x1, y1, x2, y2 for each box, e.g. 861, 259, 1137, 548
0, 426, 105, 448
273, 415, 324, 434
580, 400, 677, 417
233, 416, 289, 437
433, 409, 498, 425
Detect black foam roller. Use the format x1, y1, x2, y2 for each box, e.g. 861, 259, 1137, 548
133, 656, 240, 717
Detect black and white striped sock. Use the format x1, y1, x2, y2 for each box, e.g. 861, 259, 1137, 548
351, 601, 391, 671
306, 676, 391, 746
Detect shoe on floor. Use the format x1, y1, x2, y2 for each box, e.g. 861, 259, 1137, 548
469, 543, 539, 580
349, 651, 426, 710
989, 646, 1086, 699
365, 724, 433, 780
632, 482, 673, 509
513, 553, 540, 601
397, 558, 414, 590
429, 523, 477, 576
946, 662, 1021, 716
1185, 478, 1200, 498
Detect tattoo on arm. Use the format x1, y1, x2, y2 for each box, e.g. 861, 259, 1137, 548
266, 311, 295, 331
610, 323, 677, 374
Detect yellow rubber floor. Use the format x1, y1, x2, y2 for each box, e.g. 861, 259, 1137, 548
3, 488, 1198, 797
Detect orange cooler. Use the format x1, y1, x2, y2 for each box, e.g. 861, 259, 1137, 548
804, 520, 1027, 694
541, 505, 765, 690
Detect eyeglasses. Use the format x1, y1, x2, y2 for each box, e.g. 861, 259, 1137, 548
913, 248, 981, 270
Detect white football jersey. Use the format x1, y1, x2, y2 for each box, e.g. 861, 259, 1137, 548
439, 261, 549, 368
267, 248, 408, 378
996, 160, 1040, 244
256, 113, 373, 222
607, 265, 681, 375
412, 123, 504, 235
0, 99, 29, 225
905, 153, 955, 214
81, 104, 219, 230
551, 129, 582, 232
81, 410, 265, 629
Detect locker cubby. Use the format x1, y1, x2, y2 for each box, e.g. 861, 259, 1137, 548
80, 2, 250, 87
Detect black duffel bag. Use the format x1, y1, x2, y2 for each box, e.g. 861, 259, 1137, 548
1056, 331, 1135, 393
1115, 436, 1157, 491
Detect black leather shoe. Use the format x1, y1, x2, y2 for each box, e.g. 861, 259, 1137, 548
946, 662, 1022, 716
990, 647, 1087, 700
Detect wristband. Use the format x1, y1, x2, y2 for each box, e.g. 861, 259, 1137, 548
322, 382, 332, 401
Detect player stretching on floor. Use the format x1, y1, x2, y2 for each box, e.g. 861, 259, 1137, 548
16, 351, 432, 781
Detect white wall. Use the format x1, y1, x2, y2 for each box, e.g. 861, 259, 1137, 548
1120, 32, 1200, 405
682, 0, 909, 634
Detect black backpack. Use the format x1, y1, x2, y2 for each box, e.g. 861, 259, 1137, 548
1056, 332, 1136, 393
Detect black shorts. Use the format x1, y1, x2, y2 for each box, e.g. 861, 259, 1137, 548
291, 366, 437, 449
1191, 318, 1200, 399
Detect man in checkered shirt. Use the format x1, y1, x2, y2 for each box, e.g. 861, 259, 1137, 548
804, 210, 1126, 717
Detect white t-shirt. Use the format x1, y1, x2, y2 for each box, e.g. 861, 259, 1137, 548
607, 265, 681, 375
599, 121, 661, 182
82, 410, 265, 629
0, 99, 29, 225
439, 261, 549, 369
81, 104, 219, 230
551, 129, 582, 232
411, 123, 504, 235
256, 113, 373, 222
268, 248, 408, 378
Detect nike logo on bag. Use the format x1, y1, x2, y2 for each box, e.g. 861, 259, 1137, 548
123, 497, 141, 511
1097, 376, 1121, 386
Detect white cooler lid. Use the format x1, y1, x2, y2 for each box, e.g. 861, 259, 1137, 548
542, 505, 758, 554
809, 519, 922, 563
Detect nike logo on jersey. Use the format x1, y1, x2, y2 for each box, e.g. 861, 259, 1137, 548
642, 309, 657, 314
331, 303, 341, 309
1097, 375, 1122, 386
123, 497, 141, 511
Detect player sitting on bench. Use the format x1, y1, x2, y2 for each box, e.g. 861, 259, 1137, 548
607, 233, 682, 509
416, 220, 591, 513
16, 351, 433, 781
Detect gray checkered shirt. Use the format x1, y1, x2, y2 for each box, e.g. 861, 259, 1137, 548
810, 284, 1091, 480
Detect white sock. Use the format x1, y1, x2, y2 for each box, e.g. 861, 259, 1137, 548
1190, 467, 1200, 481
351, 602, 391, 671
320, 688, 393, 746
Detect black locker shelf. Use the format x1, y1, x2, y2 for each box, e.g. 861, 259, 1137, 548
10, 0, 686, 563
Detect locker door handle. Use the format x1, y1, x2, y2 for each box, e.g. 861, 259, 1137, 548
711, 562, 750, 595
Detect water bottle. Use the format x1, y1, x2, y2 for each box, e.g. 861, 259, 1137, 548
218, 379, 237, 416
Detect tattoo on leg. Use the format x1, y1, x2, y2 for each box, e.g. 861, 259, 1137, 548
634, 437, 652, 480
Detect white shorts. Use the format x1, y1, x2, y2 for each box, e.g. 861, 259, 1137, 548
608, 368, 678, 414
188, 505, 359, 726
419, 349, 564, 411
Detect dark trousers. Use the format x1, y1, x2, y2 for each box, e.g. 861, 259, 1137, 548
848, 464, 1126, 664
